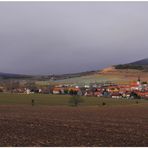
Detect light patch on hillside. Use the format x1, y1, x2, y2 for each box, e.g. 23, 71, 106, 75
101, 66, 117, 73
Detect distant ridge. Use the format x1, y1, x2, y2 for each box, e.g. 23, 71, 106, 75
1, 58, 148, 80
128, 58, 148, 65
115, 58, 148, 71
0, 72, 32, 79
0, 70, 98, 80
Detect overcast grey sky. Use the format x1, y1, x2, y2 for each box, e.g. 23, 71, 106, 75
0, 2, 148, 75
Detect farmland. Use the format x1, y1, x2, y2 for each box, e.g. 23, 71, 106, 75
0, 93, 147, 106
0, 93, 148, 146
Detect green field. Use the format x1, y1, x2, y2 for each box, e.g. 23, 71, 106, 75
0, 93, 147, 106
35, 73, 123, 86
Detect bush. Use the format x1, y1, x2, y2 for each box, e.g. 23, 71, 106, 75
130, 92, 141, 99
69, 96, 83, 106
136, 101, 139, 104
102, 102, 106, 106
31, 99, 35, 106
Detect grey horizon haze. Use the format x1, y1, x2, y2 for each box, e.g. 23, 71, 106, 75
0, 2, 148, 75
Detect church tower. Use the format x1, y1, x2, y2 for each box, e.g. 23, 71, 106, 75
137, 76, 141, 86
138, 76, 140, 82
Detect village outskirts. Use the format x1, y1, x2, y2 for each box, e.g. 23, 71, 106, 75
0, 77, 148, 100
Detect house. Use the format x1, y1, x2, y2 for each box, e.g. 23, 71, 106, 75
137, 91, 148, 99
84, 91, 93, 96
0, 86, 4, 92
52, 88, 63, 94
111, 93, 122, 99
130, 82, 139, 90
84, 85, 90, 88
26, 88, 31, 94
118, 85, 131, 92
107, 86, 119, 93
94, 91, 102, 97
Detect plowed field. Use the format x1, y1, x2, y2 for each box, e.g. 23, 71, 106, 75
0, 104, 148, 146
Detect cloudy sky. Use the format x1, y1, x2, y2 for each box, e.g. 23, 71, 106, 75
0, 2, 148, 75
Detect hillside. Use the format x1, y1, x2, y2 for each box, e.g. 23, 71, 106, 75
129, 58, 148, 65
0, 70, 98, 81
0, 72, 33, 79
1, 58, 148, 85
50, 66, 148, 86
38, 58, 148, 85
114, 58, 148, 71
100, 67, 148, 81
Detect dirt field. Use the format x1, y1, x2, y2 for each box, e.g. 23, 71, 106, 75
0, 104, 148, 147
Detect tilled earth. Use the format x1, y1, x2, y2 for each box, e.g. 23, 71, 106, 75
0, 104, 148, 146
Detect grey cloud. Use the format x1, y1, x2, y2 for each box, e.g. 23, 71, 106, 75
0, 2, 148, 74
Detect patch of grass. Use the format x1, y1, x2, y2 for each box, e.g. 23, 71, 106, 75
0, 93, 147, 106
0, 93, 70, 106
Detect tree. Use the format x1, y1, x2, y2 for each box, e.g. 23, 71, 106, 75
142, 81, 147, 84
64, 89, 68, 94
69, 95, 83, 106
25, 81, 37, 90
130, 92, 141, 99
69, 89, 74, 95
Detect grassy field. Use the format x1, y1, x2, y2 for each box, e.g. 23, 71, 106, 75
0, 93, 147, 106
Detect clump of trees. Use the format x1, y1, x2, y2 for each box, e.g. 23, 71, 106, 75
69, 89, 78, 95
24, 81, 37, 90
115, 64, 144, 70
130, 92, 141, 99
69, 95, 83, 106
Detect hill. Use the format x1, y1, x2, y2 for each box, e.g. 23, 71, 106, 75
0, 72, 33, 79
115, 58, 148, 71
129, 58, 148, 65
1, 58, 148, 84
0, 70, 98, 81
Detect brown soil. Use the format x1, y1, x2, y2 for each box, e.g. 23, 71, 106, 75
0, 104, 148, 147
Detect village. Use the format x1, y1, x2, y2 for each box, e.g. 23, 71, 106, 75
50, 77, 148, 99
0, 77, 148, 100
